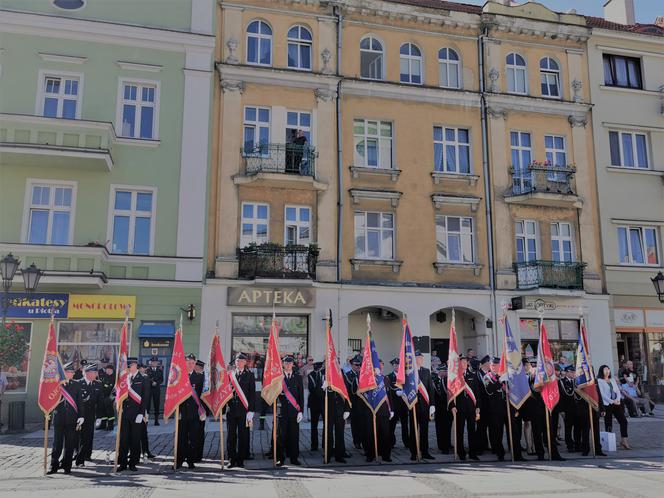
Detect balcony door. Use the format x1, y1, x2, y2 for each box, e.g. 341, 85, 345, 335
511, 131, 532, 194
284, 206, 311, 273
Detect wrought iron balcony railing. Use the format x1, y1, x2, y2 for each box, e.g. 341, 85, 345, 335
241, 143, 316, 177
513, 260, 585, 290
238, 243, 319, 280
509, 163, 576, 196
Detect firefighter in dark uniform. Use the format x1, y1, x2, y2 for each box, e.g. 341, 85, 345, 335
364, 364, 393, 463
146, 356, 163, 425
73, 359, 87, 381
576, 381, 606, 456
408, 351, 435, 461
48, 362, 83, 475
97, 364, 115, 430
194, 359, 209, 462
307, 361, 325, 451
322, 369, 351, 463
276, 356, 304, 466
137, 363, 155, 460
344, 355, 363, 450
75, 363, 102, 466
386, 357, 409, 449
177, 353, 205, 469
433, 363, 452, 453
226, 352, 256, 468
482, 357, 506, 461
117, 357, 149, 472
449, 355, 481, 461
559, 365, 577, 452
475, 356, 491, 454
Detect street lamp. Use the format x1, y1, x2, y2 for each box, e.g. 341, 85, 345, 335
652, 271, 664, 304
21, 263, 43, 293
0, 253, 43, 325
0, 253, 20, 290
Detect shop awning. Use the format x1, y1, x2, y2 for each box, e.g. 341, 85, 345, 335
138, 321, 175, 338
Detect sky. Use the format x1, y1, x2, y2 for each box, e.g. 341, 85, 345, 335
461, 0, 662, 23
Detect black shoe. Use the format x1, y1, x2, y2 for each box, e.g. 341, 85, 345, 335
582, 451, 589, 456
129, 465, 138, 472
343, 452, 352, 458
63, 469, 71, 474
537, 455, 545, 461
366, 457, 375, 462
515, 456, 527, 461
311, 447, 318, 452
264, 451, 272, 458
410, 455, 417, 461
459, 456, 467, 461
154, 421, 160, 426
354, 443, 362, 450
498, 455, 505, 461
422, 453, 435, 460
187, 462, 195, 469
596, 451, 607, 457
116, 465, 127, 472
47, 468, 58, 475
75, 461, 84, 467
334, 457, 346, 463
440, 449, 449, 455
469, 455, 480, 461
552, 455, 566, 461
228, 461, 237, 469
290, 459, 301, 466
383, 457, 392, 462
146, 453, 156, 459
276, 461, 284, 467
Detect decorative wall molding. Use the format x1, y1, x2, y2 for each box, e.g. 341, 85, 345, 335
431, 194, 481, 212
320, 48, 333, 75
225, 37, 239, 64
220, 78, 245, 93
568, 114, 587, 128
486, 106, 508, 119
571, 79, 583, 103
38, 53, 87, 64
116, 61, 162, 72
314, 87, 336, 102
349, 188, 402, 207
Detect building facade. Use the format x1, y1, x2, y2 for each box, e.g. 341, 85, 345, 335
0, 0, 215, 426
586, 0, 664, 396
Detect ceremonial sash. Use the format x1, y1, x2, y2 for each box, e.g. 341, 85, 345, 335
417, 380, 430, 404
128, 380, 142, 405
282, 378, 301, 412
229, 371, 249, 410
60, 384, 78, 414
190, 383, 206, 418
464, 384, 477, 405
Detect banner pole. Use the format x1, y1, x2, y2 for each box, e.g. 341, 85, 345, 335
43, 414, 49, 475
173, 406, 180, 471
373, 413, 379, 463
412, 406, 421, 461
588, 403, 596, 457
272, 403, 277, 467
113, 405, 123, 472
505, 383, 515, 462
220, 416, 225, 470
453, 410, 458, 461
324, 389, 329, 464
545, 408, 552, 461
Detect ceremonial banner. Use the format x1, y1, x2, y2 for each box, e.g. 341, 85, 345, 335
37, 318, 63, 415
325, 316, 351, 404
358, 323, 388, 414
163, 326, 192, 420
500, 316, 531, 409
202, 334, 233, 418
114, 317, 129, 411
261, 314, 284, 406
575, 317, 599, 410
447, 310, 474, 405
535, 320, 560, 411
396, 320, 419, 409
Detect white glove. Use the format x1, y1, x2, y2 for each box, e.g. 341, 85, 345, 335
322, 381, 328, 390
389, 411, 395, 420
95, 418, 102, 428
135, 414, 143, 424
429, 405, 436, 420
296, 412, 303, 424
144, 413, 149, 423
246, 412, 254, 423
76, 418, 84, 427
396, 390, 404, 397
343, 411, 350, 420
199, 413, 207, 422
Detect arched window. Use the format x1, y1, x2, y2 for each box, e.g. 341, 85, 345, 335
400, 43, 422, 84
360, 35, 384, 80
506, 52, 527, 94
540, 57, 560, 98
247, 20, 272, 66
438, 47, 461, 89
287, 25, 312, 71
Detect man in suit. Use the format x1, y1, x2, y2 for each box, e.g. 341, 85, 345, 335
433, 363, 452, 454
48, 362, 83, 475
276, 356, 304, 466
227, 352, 256, 468
75, 363, 102, 466
386, 358, 409, 449
344, 355, 363, 450
117, 357, 149, 472
475, 355, 491, 454
307, 361, 325, 451
177, 354, 205, 469
482, 357, 507, 461
363, 364, 393, 463
145, 356, 163, 425
559, 365, 578, 452
96, 364, 115, 431
194, 359, 209, 462
408, 350, 435, 461
450, 355, 481, 461
322, 370, 351, 463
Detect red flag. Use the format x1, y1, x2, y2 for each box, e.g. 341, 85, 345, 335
261, 315, 284, 406
325, 317, 350, 405
446, 310, 467, 404
358, 330, 377, 394
576, 318, 599, 410
535, 321, 560, 411
38, 318, 62, 415
498, 320, 508, 378
114, 317, 129, 411
202, 334, 233, 419
164, 326, 192, 420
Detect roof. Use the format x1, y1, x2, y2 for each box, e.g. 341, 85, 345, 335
586, 16, 664, 37
383, 0, 482, 15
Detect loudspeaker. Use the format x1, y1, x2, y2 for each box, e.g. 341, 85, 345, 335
511, 296, 524, 311
412, 336, 430, 354
435, 311, 446, 323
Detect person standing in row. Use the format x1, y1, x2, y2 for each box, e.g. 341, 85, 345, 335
97, 364, 115, 431
227, 352, 255, 468
409, 351, 435, 461
323, 373, 351, 463
386, 358, 409, 449
117, 357, 149, 472
363, 365, 392, 463
145, 356, 163, 426
75, 363, 102, 466
276, 356, 303, 466
195, 359, 208, 462
48, 362, 83, 475
177, 354, 205, 469
450, 355, 480, 461
344, 355, 363, 450
475, 356, 491, 454
432, 363, 452, 454
597, 364, 631, 450
307, 361, 325, 451
137, 363, 155, 461
575, 382, 606, 456
482, 357, 506, 461
558, 365, 578, 452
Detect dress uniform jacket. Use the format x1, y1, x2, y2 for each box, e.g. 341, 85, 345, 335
323, 379, 351, 462
75, 377, 102, 464
277, 372, 304, 463
177, 370, 204, 466
344, 369, 364, 448
307, 368, 325, 450
481, 371, 506, 459
50, 379, 83, 473
432, 374, 452, 453
449, 371, 481, 460
409, 366, 434, 459
118, 372, 149, 468
386, 371, 409, 448
226, 368, 256, 467
97, 371, 115, 430
145, 366, 163, 419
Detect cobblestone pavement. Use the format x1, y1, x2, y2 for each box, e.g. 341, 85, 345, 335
1, 406, 662, 497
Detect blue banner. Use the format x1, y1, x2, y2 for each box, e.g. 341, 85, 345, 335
5, 293, 69, 319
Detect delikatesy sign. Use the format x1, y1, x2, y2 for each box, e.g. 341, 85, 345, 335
5, 293, 69, 318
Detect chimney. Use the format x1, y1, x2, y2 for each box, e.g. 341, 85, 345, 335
604, 0, 636, 25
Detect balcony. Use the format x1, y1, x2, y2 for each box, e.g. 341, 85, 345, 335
0, 113, 114, 171
505, 162, 582, 208
513, 260, 586, 290
241, 143, 316, 177
238, 243, 319, 280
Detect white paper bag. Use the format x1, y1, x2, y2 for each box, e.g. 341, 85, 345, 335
600, 431, 617, 452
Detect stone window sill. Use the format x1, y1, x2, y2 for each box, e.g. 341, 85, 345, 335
350, 258, 403, 273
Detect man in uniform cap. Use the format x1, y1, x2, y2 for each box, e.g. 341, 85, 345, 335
408, 350, 435, 460
145, 356, 163, 426
176, 354, 205, 469
344, 354, 364, 450
48, 362, 83, 474
322, 366, 351, 463
450, 355, 481, 461
386, 357, 409, 449
481, 357, 506, 460
117, 357, 149, 472
474, 355, 492, 454
97, 364, 115, 430
75, 363, 102, 466
307, 361, 325, 451
73, 359, 87, 381
433, 363, 452, 454
194, 359, 209, 462
226, 352, 255, 468
276, 356, 304, 466
558, 365, 577, 452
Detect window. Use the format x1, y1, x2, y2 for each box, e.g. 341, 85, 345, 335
544, 135, 567, 181
25, 181, 75, 245
506, 53, 527, 94
617, 225, 659, 265
285, 206, 311, 245
118, 80, 158, 139
287, 25, 312, 70
603, 54, 642, 89
286, 111, 311, 143
243, 106, 270, 151
354, 211, 394, 260
436, 215, 474, 263
353, 119, 393, 169
58, 321, 130, 374
551, 222, 574, 262
110, 187, 155, 255
241, 202, 269, 247
511, 131, 532, 193
40, 73, 80, 119
515, 220, 538, 262
540, 57, 560, 98
399, 43, 422, 84
609, 131, 649, 169
433, 126, 470, 174
247, 20, 272, 66
438, 48, 461, 89
360, 35, 384, 80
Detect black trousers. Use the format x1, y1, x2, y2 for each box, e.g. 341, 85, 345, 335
309, 403, 323, 450
150, 388, 161, 419
75, 416, 95, 464
488, 412, 506, 458
227, 412, 249, 465
323, 415, 346, 461
365, 413, 391, 460
604, 403, 628, 437
409, 409, 429, 457
51, 424, 77, 471
140, 421, 150, 455
196, 420, 205, 462
476, 414, 490, 452
390, 408, 410, 448
563, 407, 577, 450
277, 415, 299, 463
118, 416, 142, 467
434, 409, 452, 452
509, 412, 524, 459
577, 407, 601, 453
454, 410, 477, 459
350, 405, 365, 446
177, 417, 200, 465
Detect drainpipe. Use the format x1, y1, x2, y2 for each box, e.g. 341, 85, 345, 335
478, 24, 499, 354
334, 5, 343, 283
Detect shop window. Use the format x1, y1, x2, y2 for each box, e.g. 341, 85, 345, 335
519, 318, 578, 366
57, 321, 131, 371
647, 333, 664, 386
0, 322, 32, 393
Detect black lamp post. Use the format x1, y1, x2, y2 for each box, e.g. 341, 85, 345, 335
0, 253, 43, 325
652, 271, 664, 304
